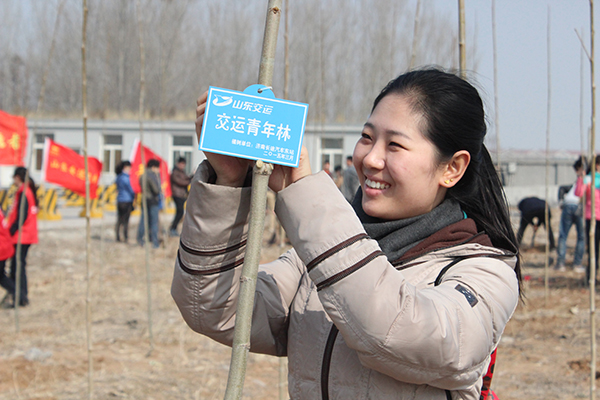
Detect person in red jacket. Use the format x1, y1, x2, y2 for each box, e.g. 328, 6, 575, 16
0, 167, 38, 308
0, 209, 16, 306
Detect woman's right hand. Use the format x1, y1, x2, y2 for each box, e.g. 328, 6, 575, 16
196, 91, 252, 187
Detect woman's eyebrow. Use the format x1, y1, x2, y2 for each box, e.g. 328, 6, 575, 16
363, 122, 411, 140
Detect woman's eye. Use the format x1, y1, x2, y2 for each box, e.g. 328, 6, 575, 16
390, 141, 403, 149
360, 132, 372, 140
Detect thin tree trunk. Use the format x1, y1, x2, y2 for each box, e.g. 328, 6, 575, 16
279, 2, 290, 398
81, 1, 93, 398
14, 0, 67, 333
389, 0, 397, 77
31, 0, 67, 119
589, 1, 597, 398
409, 0, 421, 69
582, 45, 586, 157
223, 2, 282, 399
544, 7, 551, 304
492, 0, 501, 171
136, 0, 154, 354
458, 0, 466, 77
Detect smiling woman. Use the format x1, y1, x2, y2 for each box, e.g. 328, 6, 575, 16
172, 67, 521, 400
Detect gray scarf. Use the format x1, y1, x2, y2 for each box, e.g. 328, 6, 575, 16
351, 189, 464, 263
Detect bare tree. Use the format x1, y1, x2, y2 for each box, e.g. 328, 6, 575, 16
0, 0, 480, 123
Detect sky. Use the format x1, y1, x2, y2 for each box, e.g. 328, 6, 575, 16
435, 0, 592, 152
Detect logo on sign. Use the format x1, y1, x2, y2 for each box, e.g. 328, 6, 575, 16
213, 95, 233, 107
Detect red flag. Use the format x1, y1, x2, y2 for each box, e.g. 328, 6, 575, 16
41, 138, 103, 198
129, 139, 171, 198
0, 110, 28, 166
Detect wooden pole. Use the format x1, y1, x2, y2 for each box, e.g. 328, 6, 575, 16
14, 0, 67, 332
29, 0, 67, 119
136, 0, 154, 354
279, 1, 290, 398
583, 46, 587, 157
589, 1, 597, 398
492, 0, 501, 171
81, 1, 93, 398
409, 0, 421, 69
223, 2, 282, 399
458, 0, 466, 77
544, 7, 551, 304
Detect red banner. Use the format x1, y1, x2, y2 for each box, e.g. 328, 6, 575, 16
0, 110, 28, 166
129, 139, 171, 198
42, 139, 103, 198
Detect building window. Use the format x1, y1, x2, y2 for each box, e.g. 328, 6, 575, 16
319, 137, 343, 171
34, 133, 55, 170
172, 135, 194, 175
102, 134, 123, 174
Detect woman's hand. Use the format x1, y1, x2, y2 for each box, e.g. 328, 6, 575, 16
268, 146, 312, 192
196, 91, 252, 187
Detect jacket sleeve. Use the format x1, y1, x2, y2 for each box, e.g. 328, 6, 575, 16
275, 172, 519, 391
172, 169, 192, 188
9, 193, 29, 236
171, 161, 304, 356
574, 176, 586, 198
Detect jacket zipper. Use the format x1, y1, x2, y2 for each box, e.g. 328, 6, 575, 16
321, 324, 339, 400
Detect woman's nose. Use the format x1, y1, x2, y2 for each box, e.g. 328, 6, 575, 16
362, 146, 385, 170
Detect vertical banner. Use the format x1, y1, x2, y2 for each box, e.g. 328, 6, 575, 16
41, 138, 102, 198
129, 138, 171, 197
0, 110, 28, 166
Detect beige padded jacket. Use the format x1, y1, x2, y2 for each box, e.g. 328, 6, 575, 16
171, 161, 520, 400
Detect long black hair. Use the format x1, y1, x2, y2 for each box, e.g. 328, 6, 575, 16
13, 166, 39, 207
115, 160, 131, 175
373, 67, 522, 289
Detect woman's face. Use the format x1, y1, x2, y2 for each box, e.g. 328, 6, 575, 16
353, 94, 448, 220
13, 175, 23, 187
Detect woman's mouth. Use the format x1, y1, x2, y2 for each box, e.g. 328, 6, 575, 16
364, 178, 390, 190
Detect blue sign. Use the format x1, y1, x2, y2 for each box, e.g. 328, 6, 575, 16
199, 85, 309, 167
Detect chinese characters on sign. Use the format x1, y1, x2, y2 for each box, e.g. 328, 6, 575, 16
42, 138, 103, 198
199, 85, 308, 167
0, 110, 28, 166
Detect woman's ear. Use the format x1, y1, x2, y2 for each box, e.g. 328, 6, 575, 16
440, 150, 470, 188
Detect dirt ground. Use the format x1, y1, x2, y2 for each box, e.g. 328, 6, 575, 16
0, 207, 597, 399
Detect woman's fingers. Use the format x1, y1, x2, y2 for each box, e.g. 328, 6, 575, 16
195, 90, 209, 143
197, 90, 208, 108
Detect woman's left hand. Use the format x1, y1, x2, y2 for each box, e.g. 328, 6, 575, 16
268, 146, 312, 193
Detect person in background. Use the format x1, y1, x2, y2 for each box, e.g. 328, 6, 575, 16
575, 155, 600, 283
1, 167, 38, 308
341, 155, 360, 202
516, 196, 556, 251
169, 157, 192, 237
115, 160, 135, 243
0, 209, 16, 307
555, 156, 585, 273
333, 165, 344, 190
173, 68, 521, 399
137, 159, 162, 248
322, 160, 333, 178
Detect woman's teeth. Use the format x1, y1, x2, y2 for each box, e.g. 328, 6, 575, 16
365, 178, 390, 190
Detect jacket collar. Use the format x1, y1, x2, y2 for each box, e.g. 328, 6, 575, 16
393, 218, 495, 266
